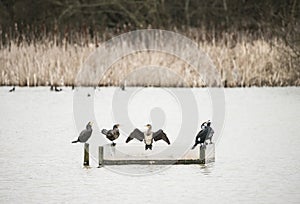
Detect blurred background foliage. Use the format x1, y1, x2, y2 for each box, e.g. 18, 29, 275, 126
0, 0, 299, 36
0, 0, 299, 86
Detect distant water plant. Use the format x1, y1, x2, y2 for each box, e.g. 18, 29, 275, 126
0, 27, 298, 87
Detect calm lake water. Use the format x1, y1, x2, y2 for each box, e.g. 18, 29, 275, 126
0, 87, 299, 203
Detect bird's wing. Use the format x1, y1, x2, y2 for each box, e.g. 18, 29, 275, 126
78, 129, 92, 142
126, 129, 144, 143
101, 129, 108, 136
153, 130, 170, 144
196, 128, 208, 142
205, 127, 214, 139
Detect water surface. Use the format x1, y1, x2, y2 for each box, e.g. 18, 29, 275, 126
0, 87, 299, 203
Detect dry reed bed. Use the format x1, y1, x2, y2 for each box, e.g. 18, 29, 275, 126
0, 33, 299, 87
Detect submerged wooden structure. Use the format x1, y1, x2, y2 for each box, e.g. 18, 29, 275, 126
83, 143, 215, 167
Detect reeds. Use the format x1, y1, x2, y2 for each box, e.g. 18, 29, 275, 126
0, 27, 298, 87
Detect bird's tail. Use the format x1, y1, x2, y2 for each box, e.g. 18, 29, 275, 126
101, 129, 108, 135
191, 143, 197, 150
71, 140, 79, 143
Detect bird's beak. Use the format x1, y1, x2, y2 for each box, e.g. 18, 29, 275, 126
117, 124, 120, 127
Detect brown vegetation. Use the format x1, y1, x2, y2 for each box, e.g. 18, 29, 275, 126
0, 1, 299, 87
0, 27, 299, 87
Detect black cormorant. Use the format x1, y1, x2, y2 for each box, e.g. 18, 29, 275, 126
72, 122, 93, 143
9, 87, 15, 92
101, 124, 120, 146
191, 120, 214, 149
54, 86, 62, 92
126, 124, 170, 150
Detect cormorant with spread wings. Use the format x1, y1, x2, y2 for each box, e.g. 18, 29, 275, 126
126, 124, 170, 150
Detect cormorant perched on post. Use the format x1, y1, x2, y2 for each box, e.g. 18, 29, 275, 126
101, 124, 120, 146
72, 122, 93, 143
126, 124, 170, 150
191, 120, 214, 149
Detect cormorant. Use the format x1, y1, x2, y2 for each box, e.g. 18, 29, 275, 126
54, 86, 62, 92
101, 124, 120, 146
120, 80, 126, 91
9, 87, 15, 92
191, 120, 214, 149
126, 124, 170, 150
72, 122, 93, 143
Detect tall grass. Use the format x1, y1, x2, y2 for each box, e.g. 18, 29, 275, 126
0, 28, 299, 87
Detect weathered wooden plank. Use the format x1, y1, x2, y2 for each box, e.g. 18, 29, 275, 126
103, 159, 203, 165
97, 143, 215, 166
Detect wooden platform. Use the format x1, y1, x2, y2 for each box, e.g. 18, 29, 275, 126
93, 144, 215, 167
102, 159, 203, 165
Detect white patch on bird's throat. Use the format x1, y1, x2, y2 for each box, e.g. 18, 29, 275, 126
144, 133, 153, 145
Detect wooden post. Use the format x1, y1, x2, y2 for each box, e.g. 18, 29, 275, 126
206, 143, 215, 163
83, 143, 89, 166
98, 146, 104, 168
199, 145, 206, 164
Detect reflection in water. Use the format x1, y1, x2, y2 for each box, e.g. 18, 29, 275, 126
199, 163, 215, 175
104, 165, 173, 177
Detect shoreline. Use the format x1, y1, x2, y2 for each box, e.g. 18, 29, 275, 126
1, 85, 300, 89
